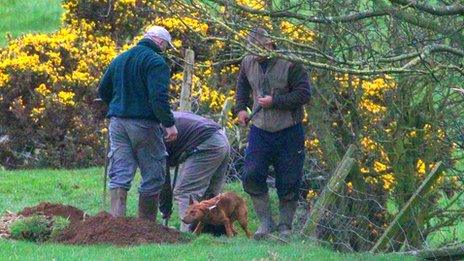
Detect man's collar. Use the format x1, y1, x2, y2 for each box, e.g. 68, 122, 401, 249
251, 54, 276, 63
137, 38, 163, 54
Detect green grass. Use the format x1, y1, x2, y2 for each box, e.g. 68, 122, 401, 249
0, 168, 412, 260
0, 0, 63, 47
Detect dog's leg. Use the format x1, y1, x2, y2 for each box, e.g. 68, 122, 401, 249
231, 224, 238, 236
237, 205, 252, 239
193, 221, 205, 235
223, 219, 234, 237
238, 217, 252, 239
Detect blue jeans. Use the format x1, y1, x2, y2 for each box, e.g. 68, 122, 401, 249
242, 124, 305, 201
107, 117, 167, 196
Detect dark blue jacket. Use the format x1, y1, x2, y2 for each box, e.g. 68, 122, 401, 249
98, 39, 175, 127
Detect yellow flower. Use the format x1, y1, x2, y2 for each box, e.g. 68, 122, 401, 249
305, 138, 319, 150
437, 129, 445, 139
35, 84, 51, 96
306, 189, 317, 201
346, 182, 353, 193
153, 17, 209, 36
173, 39, 183, 49
374, 161, 388, 173
57, 91, 76, 106
30, 106, 45, 118
360, 137, 377, 150
0, 71, 10, 87
359, 99, 387, 114
382, 173, 395, 191
280, 21, 315, 43
416, 159, 426, 176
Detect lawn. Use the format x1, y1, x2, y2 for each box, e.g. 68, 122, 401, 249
0, 0, 63, 47
0, 168, 412, 260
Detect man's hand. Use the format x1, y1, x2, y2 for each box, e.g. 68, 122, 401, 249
257, 95, 273, 108
237, 110, 249, 127
165, 125, 178, 142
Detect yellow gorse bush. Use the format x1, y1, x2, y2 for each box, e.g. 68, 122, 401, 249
0, 0, 147, 168
307, 71, 456, 195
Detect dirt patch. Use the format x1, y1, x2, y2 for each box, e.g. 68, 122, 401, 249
11, 203, 187, 246
19, 202, 86, 224
0, 212, 22, 239
55, 212, 187, 246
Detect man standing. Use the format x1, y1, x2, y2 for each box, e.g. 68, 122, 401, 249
98, 26, 178, 222
235, 28, 311, 239
159, 111, 230, 232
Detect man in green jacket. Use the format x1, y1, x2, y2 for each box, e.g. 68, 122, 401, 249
98, 26, 178, 222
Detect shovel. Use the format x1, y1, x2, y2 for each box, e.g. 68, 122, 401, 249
93, 98, 109, 211
161, 164, 180, 226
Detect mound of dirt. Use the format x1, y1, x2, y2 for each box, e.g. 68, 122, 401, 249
55, 212, 187, 246
0, 212, 22, 239
19, 202, 86, 224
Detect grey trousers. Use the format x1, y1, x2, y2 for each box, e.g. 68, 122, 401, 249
174, 129, 230, 232
107, 117, 167, 196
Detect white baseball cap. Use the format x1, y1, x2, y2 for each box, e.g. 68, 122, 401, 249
144, 26, 177, 51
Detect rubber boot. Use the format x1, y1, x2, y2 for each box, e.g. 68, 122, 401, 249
110, 188, 127, 218
138, 193, 159, 222
278, 200, 297, 238
251, 193, 276, 240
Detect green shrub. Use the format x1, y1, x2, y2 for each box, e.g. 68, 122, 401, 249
50, 216, 71, 241
10, 215, 51, 242
9, 215, 71, 242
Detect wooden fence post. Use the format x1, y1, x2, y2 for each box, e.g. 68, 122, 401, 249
303, 145, 356, 236
370, 161, 443, 253
179, 49, 194, 112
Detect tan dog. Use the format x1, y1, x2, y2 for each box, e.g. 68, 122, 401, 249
182, 192, 252, 238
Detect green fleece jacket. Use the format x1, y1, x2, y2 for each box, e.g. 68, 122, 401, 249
98, 39, 175, 127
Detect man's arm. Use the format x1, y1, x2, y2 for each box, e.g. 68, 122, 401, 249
235, 64, 252, 113
272, 63, 312, 110
98, 63, 114, 104
146, 60, 175, 128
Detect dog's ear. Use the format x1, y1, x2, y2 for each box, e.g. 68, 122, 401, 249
189, 195, 198, 205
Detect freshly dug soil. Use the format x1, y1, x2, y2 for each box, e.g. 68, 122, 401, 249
55, 212, 187, 246
0, 212, 22, 239
19, 202, 86, 224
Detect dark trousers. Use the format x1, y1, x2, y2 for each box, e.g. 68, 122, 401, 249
242, 123, 305, 201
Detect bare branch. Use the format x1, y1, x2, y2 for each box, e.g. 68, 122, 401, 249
212, 0, 395, 24
390, 0, 464, 16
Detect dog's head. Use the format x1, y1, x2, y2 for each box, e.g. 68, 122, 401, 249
182, 196, 207, 224
182, 195, 221, 224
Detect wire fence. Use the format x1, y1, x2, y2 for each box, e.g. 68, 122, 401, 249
297, 150, 463, 258
223, 135, 463, 258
